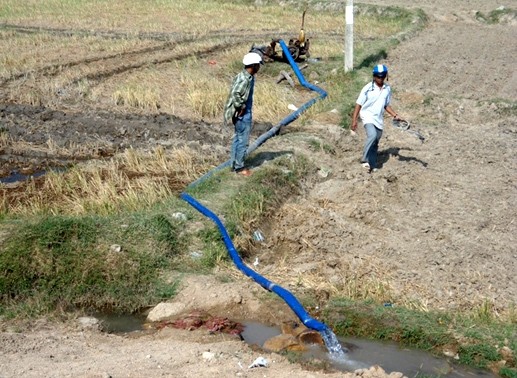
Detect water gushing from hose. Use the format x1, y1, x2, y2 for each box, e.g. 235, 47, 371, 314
320, 328, 348, 360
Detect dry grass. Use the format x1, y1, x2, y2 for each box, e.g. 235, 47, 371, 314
117, 146, 207, 180
0, 30, 155, 80
1, 1, 414, 122
113, 84, 161, 111
264, 256, 396, 304
1, 1, 304, 33
0, 131, 10, 148
179, 71, 228, 119
95, 34, 299, 119
1, 146, 214, 216
3, 137, 107, 160
255, 81, 298, 121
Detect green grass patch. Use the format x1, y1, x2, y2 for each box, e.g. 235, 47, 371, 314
501, 367, 517, 378
197, 228, 231, 269
324, 298, 517, 374
307, 138, 336, 155
475, 8, 517, 24
223, 154, 310, 223
185, 172, 226, 199
491, 99, 517, 118
3, 126, 317, 316
0, 212, 184, 317
184, 153, 312, 266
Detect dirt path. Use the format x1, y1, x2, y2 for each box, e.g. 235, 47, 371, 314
1, 1, 516, 377
0, 319, 349, 378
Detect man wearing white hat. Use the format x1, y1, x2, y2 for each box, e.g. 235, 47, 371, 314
223, 52, 263, 176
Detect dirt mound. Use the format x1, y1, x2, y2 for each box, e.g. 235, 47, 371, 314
252, 0, 517, 316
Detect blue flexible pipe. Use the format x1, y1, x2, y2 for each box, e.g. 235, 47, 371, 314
181, 40, 330, 332
180, 192, 328, 332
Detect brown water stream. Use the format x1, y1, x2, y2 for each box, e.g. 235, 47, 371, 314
240, 321, 496, 378
97, 314, 496, 378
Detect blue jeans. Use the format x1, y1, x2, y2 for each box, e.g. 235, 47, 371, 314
231, 117, 252, 171
362, 123, 383, 169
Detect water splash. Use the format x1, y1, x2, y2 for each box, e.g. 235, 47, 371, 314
320, 328, 371, 371
320, 328, 348, 360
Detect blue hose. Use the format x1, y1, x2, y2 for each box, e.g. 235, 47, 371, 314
181, 40, 329, 332
180, 193, 328, 332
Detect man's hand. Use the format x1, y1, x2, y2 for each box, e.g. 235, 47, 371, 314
351, 120, 358, 131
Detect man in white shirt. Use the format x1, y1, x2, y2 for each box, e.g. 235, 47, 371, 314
351, 64, 402, 172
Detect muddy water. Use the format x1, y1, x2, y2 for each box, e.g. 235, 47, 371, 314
94, 312, 148, 333
0, 169, 47, 184
241, 322, 496, 378
97, 315, 495, 377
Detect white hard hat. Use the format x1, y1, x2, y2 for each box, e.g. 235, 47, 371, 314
242, 52, 263, 66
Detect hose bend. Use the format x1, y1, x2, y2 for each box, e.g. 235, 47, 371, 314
180, 192, 328, 332
181, 40, 330, 332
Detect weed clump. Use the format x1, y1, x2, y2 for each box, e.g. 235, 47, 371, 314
324, 299, 517, 376
0, 214, 182, 317
475, 8, 517, 24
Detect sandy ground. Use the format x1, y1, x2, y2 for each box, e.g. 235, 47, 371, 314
1, 0, 516, 377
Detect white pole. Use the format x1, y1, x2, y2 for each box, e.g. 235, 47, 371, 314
345, 0, 354, 72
